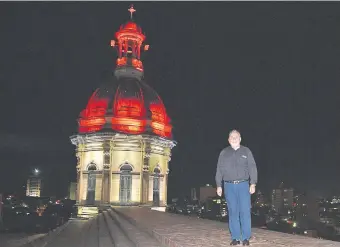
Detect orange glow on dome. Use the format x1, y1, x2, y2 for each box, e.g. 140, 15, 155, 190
150, 103, 172, 138
80, 90, 108, 118
79, 118, 106, 126
78, 90, 108, 133
132, 58, 143, 71
151, 121, 172, 138
114, 98, 145, 118
111, 98, 146, 134
117, 57, 127, 66
116, 58, 143, 71
123, 22, 138, 31
112, 117, 146, 134
79, 118, 106, 133
79, 125, 102, 133
150, 103, 168, 122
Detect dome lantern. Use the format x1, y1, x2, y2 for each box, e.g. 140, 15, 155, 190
110, 5, 149, 80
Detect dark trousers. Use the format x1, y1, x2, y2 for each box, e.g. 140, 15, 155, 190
224, 181, 251, 241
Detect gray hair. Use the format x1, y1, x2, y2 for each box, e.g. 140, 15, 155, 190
229, 129, 241, 138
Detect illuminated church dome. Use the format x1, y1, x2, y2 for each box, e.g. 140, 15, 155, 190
71, 5, 175, 211
78, 6, 172, 139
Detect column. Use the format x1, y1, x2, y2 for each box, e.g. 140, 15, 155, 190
164, 173, 169, 206
102, 144, 111, 205
142, 151, 150, 204
164, 156, 171, 206
76, 169, 80, 203
76, 152, 81, 204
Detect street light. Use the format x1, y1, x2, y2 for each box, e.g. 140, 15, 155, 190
34, 169, 40, 176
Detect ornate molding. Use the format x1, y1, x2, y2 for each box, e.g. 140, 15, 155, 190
86, 161, 98, 171
142, 165, 149, 172
103, 148, 111, 169
118, 161, 135, 171
70, 132, 177, 149
76, 153, 80, 163
144, 152, 151, 158
75, 152, 81, 172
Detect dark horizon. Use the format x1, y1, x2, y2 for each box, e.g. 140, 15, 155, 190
1, 2, 340, 198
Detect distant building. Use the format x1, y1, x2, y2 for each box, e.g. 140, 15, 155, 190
283, 188, 294, 208
199, 184, 216, 203
68, 182, 77, 200
190, 188, 197, 201
295, 194, 308, 223
272, 187, 294, 213
26, 176, 42, 197
255, 190, 265, 206
272, 189, 283, 212
319, 215, 334, 225
306, 193, 320, 222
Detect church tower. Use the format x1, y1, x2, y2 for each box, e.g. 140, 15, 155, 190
70, 5, 176, 215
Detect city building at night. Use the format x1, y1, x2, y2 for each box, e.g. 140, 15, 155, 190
272, 188, 283, 212
199, 184, 217, 204
283, 188, 294, 208
272, 186, 294, 213
26, 176, 42, 197
255, 190, 265, 206
70, 6, 176, 213
26, 169, 42, 197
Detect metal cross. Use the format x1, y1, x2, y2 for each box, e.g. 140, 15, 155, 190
128, 5, 136, 19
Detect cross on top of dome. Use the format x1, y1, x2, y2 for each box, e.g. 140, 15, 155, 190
75, 5, 173, 139
128, 5, 136, 20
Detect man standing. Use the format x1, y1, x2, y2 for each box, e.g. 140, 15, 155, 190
215, 130, 258, 246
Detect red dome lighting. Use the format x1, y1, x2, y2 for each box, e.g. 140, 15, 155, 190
77, 6, 172, 139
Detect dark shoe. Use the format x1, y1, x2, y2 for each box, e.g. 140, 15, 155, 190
230, 239, 240, 245
242, 239, 250, 246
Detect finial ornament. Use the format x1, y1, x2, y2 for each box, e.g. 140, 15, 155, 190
128, 5, 136, 20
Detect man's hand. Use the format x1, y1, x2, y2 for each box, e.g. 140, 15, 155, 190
249, 184, 256, 194
217, 187, 223, 197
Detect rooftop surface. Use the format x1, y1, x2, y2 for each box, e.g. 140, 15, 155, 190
17, 207, 340, 247
114, 207, 340, 247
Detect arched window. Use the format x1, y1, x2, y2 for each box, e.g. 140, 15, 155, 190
86, 162, 97, 205
87, 163, 97, 171
120, 163, 132, 205
154, 167, 161, 174
120, 164, 133, 172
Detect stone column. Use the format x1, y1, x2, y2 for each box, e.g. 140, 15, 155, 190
164, 155, 171, 206
164, 168, 169, 206
142, 151, 150, 204
102, 144, 111, 205
102, 168, 110, 204
76, 152, 81, 204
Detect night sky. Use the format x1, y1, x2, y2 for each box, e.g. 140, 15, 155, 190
1, 2, 340, 198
